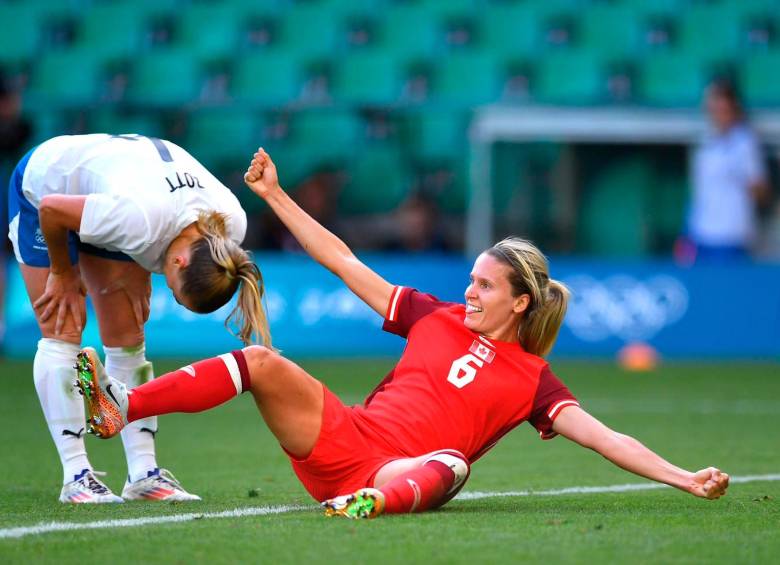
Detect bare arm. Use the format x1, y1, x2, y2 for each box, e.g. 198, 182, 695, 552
244, 148, 394, 317
34, 195, 88, 333
552, 406, 729, 499
38, 195, 86, 273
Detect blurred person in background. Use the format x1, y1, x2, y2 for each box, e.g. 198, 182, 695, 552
681, 78, 770, 263
383, 193, 450, 253
260, 168, 342, 252
7, 133, 270, 504
0, 72, 31, 161
0, 71, 32, 344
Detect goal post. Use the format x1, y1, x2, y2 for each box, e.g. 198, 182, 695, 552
466, 106, 780, 256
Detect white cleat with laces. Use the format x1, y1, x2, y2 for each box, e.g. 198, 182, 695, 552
121, 468, 201, 502
59, 469, 124, 504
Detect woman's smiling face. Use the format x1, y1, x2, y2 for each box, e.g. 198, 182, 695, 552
463, 253, 529, 342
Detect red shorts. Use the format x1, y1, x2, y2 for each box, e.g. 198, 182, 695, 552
287, 385, 399, 502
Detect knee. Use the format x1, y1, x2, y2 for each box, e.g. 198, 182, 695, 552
241, 345, 281, 388
37, 314, 85, 344
242, 344, 276, 367
424, 450, 470, 493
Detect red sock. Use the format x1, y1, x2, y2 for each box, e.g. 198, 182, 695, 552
379, 461, 455, 514
127, 351, 250, 422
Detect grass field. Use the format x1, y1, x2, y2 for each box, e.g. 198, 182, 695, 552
0, 357, 778, 564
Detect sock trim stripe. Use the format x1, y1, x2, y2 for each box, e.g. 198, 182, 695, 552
231, 350, 250, 393
217, 353, 242, 396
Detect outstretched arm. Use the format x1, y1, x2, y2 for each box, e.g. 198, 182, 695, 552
552, 406, 729, 499
244, 148, 394, 317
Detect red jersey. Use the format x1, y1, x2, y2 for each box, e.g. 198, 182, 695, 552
351, 286, 579, 462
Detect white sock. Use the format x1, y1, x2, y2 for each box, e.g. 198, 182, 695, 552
104, 344, 159, 483
34, 338, 92, 485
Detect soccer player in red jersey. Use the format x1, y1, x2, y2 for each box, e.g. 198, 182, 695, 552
76, 149, 730, 519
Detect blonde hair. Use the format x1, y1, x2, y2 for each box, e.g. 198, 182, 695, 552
486, 237, 569, 357
180, 211, 272, 347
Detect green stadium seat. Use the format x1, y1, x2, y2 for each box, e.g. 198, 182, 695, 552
176, 4, 241, 63
739, 52, 780, 107
723, 0, 779, 18
185, 108, 264, 168
433, 159, 469, 215
478, 5, 541, 61
75, 3, 147, 62
217, 0, 283, 11
125, 50, 201, 107
331, 51, 403, 106
92, 0, 181, 14
271, 111, 368, 186
637, 52, 707, 107
678, 6, 741, 65
288, 110, 365, 163
648, 171, 687, 252
89, 109, 164, 138
265, 142, 329, 188
25, 108, 68, 146
379, 5, 441, 61
297, 0, 380, 18
7, 0, 77, 20
410, 0, 476, 21
230, 52, 303, 106
339, 146, 409, 214
532, 51, 605, 105
580, 5, 640, 60
26, 50, 101, 107
0, 5, 40, 65
401, 110, 468, 162
620, 0, 684, 18
275, 5, 343, 60
432, 51, 503, 107
577, 157, 650, 256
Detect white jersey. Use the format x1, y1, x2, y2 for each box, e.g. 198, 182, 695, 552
22, 134, 247, 273
689, 123, 765, 247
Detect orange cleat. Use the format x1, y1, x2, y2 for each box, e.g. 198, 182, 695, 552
74, 347, 128, 439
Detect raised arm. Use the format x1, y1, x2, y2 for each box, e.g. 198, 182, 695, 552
33, 194, 88, 333
552, 406, 729, 499
244, 148, 394, 317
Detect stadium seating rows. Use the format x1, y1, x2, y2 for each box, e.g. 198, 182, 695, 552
4, 0, 780, 108
0, 0, 772, 231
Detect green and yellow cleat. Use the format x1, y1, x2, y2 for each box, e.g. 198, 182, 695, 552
322, 488, 385, 519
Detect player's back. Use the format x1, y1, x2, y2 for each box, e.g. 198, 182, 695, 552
22, 134, 219, 204
21, 133, 247, 272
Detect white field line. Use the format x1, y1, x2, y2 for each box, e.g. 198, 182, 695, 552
455, 473, 780, 500
0, 504, 310, 540
2, 474, 779, 540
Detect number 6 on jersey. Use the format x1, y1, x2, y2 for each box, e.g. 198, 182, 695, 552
447, 354, 485, 389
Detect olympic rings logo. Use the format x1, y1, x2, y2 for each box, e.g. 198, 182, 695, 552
34, 228, 46, 245
563, 274, 689, 342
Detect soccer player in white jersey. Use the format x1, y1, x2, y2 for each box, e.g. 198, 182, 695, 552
7, 134, 271, 503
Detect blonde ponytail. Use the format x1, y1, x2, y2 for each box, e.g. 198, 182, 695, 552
181, 211, 273, 347
518, 279, 569, 357
486, 237, 569, 357
228, 260, 272, 347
